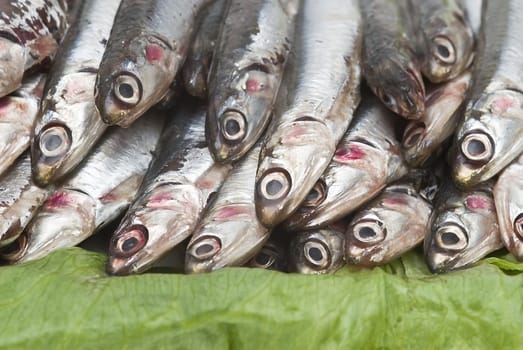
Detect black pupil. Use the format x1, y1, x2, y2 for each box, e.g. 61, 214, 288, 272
44, 134, 63, 152
255, 252, 272, 266
118, 83, 134, 99
305, 188, 319, 202
467, 139, 486, 156
441, 231, 460, 245
266, 179, 283, 197
437, 44, 450, 58
308, 247, 323, 262
382, 93, 393, 106
225, 118, 241, 135
122, 237, 138, 252
195, 243, 214, 256
359, 226, 377, 239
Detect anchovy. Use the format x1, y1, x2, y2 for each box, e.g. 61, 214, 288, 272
182, 0, 227, 99
0, 0, 73, 97
285, 93, 407, 231
30, 0, 121, 186
0, 74, 46, 176
95, 0, 211, 127
424, 179, 502, 273
402, 72, 471, 167
6, 112, 164, 264
206, 0, 299, 162
450, 1, 523, 187
414, 0, 476, 83
246, 235, 287, 272
493, 154, 523, 260
360, 0, 425, 119
345, 170, 437, 267
185, 143, 270, 273
288, 221, 346, 274
0, 152, 51, 248
255, 0, 361, 227
106, 102, 231, 276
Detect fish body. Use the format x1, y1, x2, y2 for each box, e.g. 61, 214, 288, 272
255, 0, 361, 227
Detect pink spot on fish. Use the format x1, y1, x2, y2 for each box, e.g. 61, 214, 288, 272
215, 206, 251, 220
491, 96, 519, 114
246, 78, 262, 92
465, 196, 494, 211
334, 145, 366, 163
99, 192, 116, 204
45, 192, 71, 209
0, 98, 11, 114
382, 197, 408, 206
146, 192, 174, 208
145, 44, 164, 63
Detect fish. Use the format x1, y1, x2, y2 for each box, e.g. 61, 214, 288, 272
402, 72, 471, 167
5, 112, 165, 264
0, 0, 73, 97
424, 179, 503, 273
414, 0, 476, 83
493, 154, 523, 260
360, 0, 425, 119
95, 0, 211, 127
450, 1, 523, 187
345, 170, 437, 267
206, 0, 299, 162
246, 234, 288, 271
106, 102, 232, 276
185, 143, 270, 273
30, 0, 122, 187
181, 0, 227, 99
0, 74, 46, 176
284, 93, 408, 231
255, 0, 362, 227
0, 152, 51, 248
288, 221, 346, 274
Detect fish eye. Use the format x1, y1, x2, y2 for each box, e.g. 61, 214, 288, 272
188, 235, 221, 260
0, 233, 28, 262
252, 248, 276, 269
220, 110, 247, 143
435, 224, 468, 251
302, 180, 327, 207
381, 92, 397, 109
303, 239, 330, 269
514, 213, 523, 239
110, 224, 149, 258
257, 168, 292, 201
351, 219, 387, 244
38, 124, 72, 158
432, 36, 456, 65
460, 131, 494, 164
402, 123, 425, 148
113, 74, 142, 106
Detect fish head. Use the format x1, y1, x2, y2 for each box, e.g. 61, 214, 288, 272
421, 10, 475, 83
95, 35, 176, 127
185, 204, 269, 273
345, 186, 431, 267
0, 37, 25, 97
402, 72, 471, 167
4, 189, 96, 263
31, 73, 106, 186
207, 62, 281, 162
424, 188, 501, 273
493, 156, 523, 260
451, 90, 523, 187
255, 116, 336, 227
247, 240, 286, 271
288, 227, 345, 274
107, 183, 202, 275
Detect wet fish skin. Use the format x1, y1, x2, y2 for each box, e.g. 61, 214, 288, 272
360, 0, 425, 119
415, 0, 476, 83
285, 93, 408, 231
182, 0, 227, 99
0, 74, 46, 176
450, 1, 523, 187
0, 0, 72, 97
185, 143, 270, 273
424, 180, 502, 273
402, 72, 471, 167
30, 0, 121, 187
107, 103, 232, 276
95, 0, 211, 127
345, 171, 436, 267
8, 112, 165, 264
288, 222, 346, 274
0, 153, 51, 248
206, 0, 298, 162
255, 0, 362, 227
493, 154, 523, 260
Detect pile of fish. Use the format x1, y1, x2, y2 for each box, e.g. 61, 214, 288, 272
0, 0, 520, 276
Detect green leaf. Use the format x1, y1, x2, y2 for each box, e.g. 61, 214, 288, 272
1, 247, 523, 349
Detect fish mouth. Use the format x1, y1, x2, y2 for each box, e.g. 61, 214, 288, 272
402, 122, 426, 149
